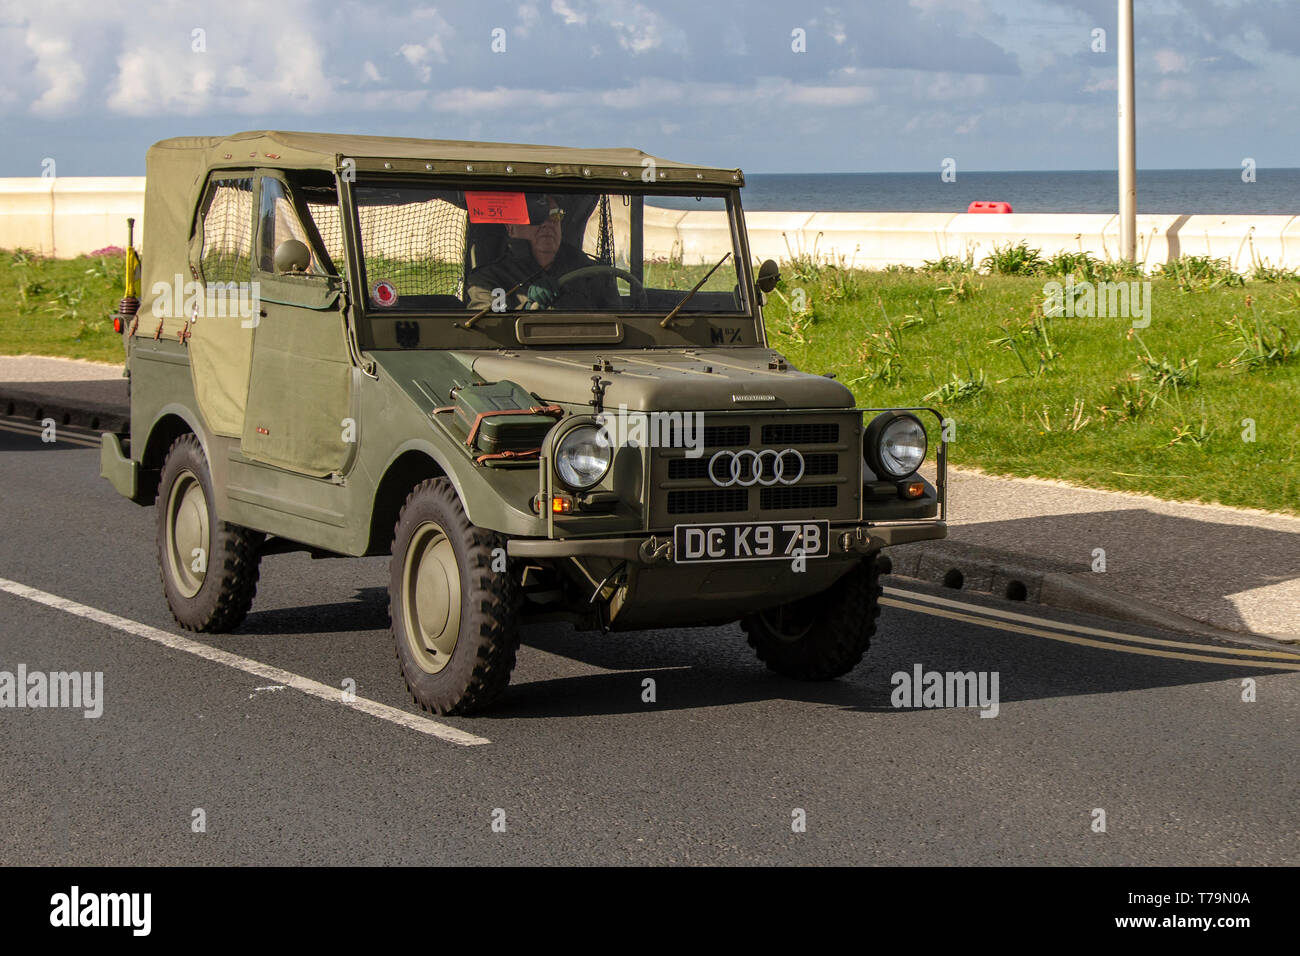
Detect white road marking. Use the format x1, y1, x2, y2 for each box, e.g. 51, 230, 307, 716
0, 576, 491, 746
884, 585, 1300, 660
0, 418, 100, 448
882, 589, 1300, 671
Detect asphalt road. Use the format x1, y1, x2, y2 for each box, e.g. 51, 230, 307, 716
0, 416, 1296, 866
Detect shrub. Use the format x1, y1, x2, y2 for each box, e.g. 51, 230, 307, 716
1157, 255, 1244, 292
980, 241, 1047, 276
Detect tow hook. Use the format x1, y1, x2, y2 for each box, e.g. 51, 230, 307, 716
639, 535, 673, 563
838, 527, 877, 554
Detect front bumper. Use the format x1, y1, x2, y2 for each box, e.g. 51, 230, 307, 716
507, 519, 946, 563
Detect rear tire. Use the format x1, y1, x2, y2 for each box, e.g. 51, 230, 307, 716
155, 434, 262, 632
740, 558, 882, 680
390, 478, 520, 715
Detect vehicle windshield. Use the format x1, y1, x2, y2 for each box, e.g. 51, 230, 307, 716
352, 183, 748, 315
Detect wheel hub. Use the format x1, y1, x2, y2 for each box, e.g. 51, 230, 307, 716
403, 522, 462, 674
166, 470, 209, 599
760, 602, 816, 643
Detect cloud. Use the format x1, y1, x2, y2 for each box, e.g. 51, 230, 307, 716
26, 28, 86, 115
0, 0, 1298, 176
399, 44, 436, 83
516, 2, 540, 36
1153, 49, 1189, 74
103, 10, 336, 115
550, 0, 586, 26
397, 9, 453, 83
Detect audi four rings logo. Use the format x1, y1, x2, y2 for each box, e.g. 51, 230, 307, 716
708, 448, 805, 487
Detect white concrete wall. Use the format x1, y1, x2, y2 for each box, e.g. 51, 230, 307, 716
1, 176, 1296, 273
659, 206, 1300, 273
0, 177, 146, 257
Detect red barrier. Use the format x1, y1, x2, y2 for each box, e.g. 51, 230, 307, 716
968, 201, 1013, 214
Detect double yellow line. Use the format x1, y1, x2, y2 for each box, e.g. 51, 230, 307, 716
0, 416, 102, 449
883, 586, 1300, 670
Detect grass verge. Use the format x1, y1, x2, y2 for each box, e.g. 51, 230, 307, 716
767, 254, 1299, 513
2, 249, 128, 363
3, 247, 1298, 512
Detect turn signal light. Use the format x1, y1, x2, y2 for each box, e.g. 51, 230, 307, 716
551, 495, 573, 514
902, 481, 926, 499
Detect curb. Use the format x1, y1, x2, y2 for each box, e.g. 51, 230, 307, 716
885, 542, 1298, 650
0, 385, 128, 434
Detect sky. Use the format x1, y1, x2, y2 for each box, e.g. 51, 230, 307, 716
0, 0, 1297, 176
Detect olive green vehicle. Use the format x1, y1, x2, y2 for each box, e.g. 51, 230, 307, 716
101, 131, 948, 714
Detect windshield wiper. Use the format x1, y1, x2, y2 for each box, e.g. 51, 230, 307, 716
462, 268, 545, 330
659, 252, 732, 329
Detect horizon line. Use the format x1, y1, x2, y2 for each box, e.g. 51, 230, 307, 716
744, 167, 1300, 176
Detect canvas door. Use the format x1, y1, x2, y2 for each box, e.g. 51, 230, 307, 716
240, 175, 353, 477
187, 174, 257, 438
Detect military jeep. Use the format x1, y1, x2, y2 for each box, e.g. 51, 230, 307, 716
101, 131, 948, 714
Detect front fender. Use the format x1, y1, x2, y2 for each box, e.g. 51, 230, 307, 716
373, 433, 545, 539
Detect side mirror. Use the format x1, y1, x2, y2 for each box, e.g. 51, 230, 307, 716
273, 239, 311, 274
756, 258, 781, 294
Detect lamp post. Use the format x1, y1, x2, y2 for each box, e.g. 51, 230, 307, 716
1118, 0, 1136, 261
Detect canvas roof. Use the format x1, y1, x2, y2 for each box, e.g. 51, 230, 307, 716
147, 130, 743, 185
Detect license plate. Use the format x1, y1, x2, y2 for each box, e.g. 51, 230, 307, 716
672, 520, 831, 564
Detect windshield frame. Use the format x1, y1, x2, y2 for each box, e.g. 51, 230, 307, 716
340, 174, 763, 352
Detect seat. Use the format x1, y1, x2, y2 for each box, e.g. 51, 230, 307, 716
466, 222, 508, 274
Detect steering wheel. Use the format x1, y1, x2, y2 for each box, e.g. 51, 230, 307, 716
556, 265, 648, 309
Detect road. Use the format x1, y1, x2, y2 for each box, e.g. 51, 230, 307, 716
0, 416, 1296, 866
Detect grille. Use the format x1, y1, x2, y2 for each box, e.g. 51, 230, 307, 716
668, 457, 710, 481
658, 422, 749, 451
761, 422, 839, 445
760, 485, 838, 510
669, 450, 838, 482
798, 452, 839, 477
703, 425, 750, 447
667, 488, 748, 515
654, 414, 858, 525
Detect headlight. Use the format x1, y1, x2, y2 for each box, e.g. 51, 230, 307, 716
555, 424, 611, 490
865, 412, 927, 479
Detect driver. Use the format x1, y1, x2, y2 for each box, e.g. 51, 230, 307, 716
465, 194, 621, 312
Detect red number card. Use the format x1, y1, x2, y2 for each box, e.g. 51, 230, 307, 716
465, 191, 530, 224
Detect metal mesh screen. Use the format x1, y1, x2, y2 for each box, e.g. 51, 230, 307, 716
304, 197, 344, 269
356, 191, 467, 299
200, 178, 254, 283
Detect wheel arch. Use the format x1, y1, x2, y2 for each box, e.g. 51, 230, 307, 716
136, 406, 209, 505
364, 435, 541, 556
365, 444, 451, 556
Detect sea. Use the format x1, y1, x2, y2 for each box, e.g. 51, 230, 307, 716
728, 169, 1300, 215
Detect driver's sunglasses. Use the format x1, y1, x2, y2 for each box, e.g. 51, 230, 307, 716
532, 196, 566, 223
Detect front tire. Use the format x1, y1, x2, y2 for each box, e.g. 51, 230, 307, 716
740, 558, 882, 680
390, 478, 520, 715
155, 433, 262, 631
